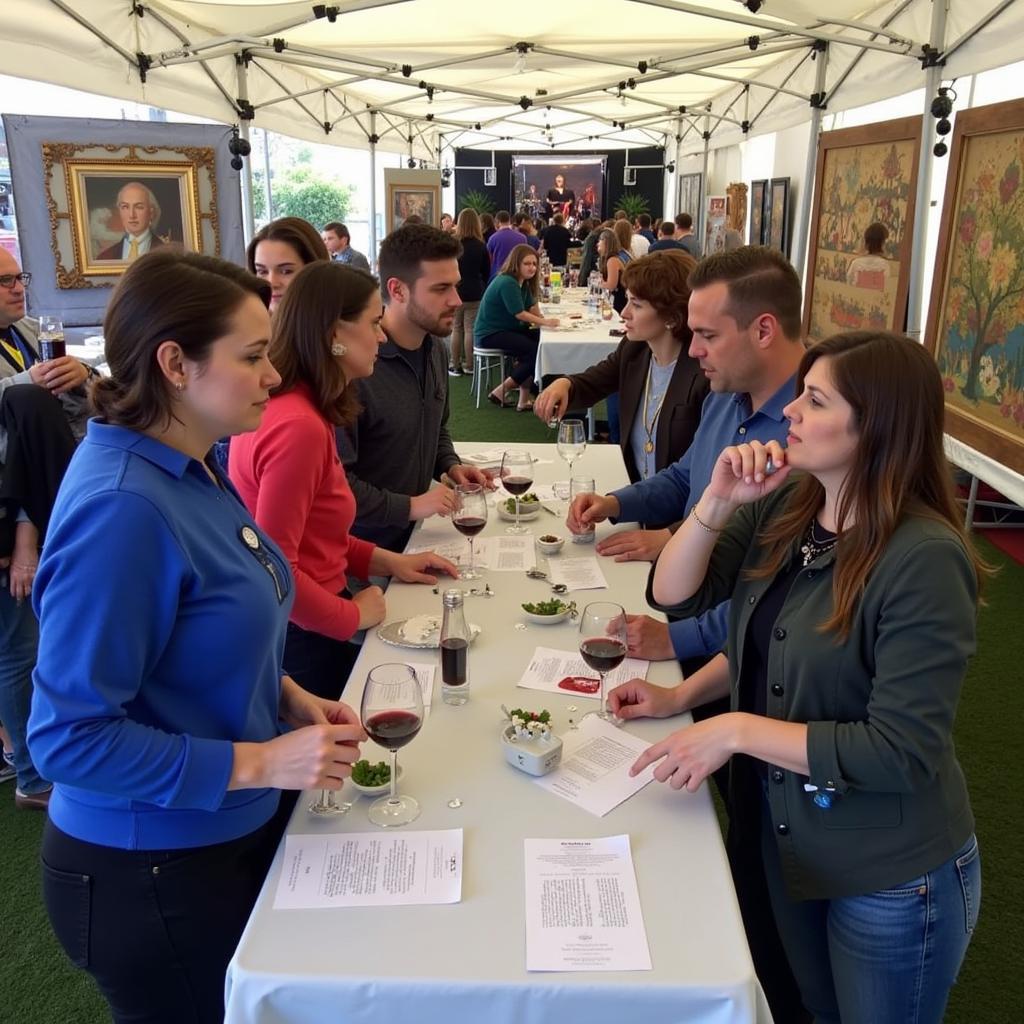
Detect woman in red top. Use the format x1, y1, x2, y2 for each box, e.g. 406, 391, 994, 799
230, 262, 458, 699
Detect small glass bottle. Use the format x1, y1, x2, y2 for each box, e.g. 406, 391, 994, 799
440, 589, 470, 706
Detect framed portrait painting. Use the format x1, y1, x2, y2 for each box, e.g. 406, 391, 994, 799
750, 179, 768, 246
803, 116, 921, 343
766, 177, 790, 256
704, 195, 728, 255
42, 141, 219, 288
925, 97, 1024, 473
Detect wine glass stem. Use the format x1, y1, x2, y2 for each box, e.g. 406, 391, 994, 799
515, 496, 520, 531
467, 537, 474, 573
388, 749, 400, 807
320, 787, 330, 808
599, 671, 607, 714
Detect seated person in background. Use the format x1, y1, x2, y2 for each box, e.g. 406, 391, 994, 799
540, 213, 573, 267
674, 213, 702, 258
231, 262, 457, 699
321, 222, 371, 272
598, 226, 632, 314
478, 244, 559, 412
578, 218, 608, 282
339, 224, 492, 552
29, 250, 366, 1023
846, 221, 890, 289
514, 212, 541, 251
635, 213, 657, 244
248, 216, 329, 313
631, 218, 652, 257
566, 246, 804, 667
633, 331, 983, 1024
649, 220, 687, 253
535, 250, 708, 484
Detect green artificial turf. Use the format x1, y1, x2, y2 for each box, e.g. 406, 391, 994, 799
0, 380, 1020, 1021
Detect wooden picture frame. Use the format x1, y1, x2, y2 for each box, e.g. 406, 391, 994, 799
705, 195, 728, 254
677, 172, 702, 222
803, 116, 922, 344
750, 179, 768, 245
387, 182, 440, 232
766, 176, 791, 256
43, 142, 218, 289
925, 97, 1024, 474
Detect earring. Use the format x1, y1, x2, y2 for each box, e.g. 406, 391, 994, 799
175, 380, 185, 392
331, 343, 347, 356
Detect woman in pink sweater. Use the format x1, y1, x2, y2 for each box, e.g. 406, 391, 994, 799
230, 262, 457, 698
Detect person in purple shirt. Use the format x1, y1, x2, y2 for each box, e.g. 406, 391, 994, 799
485, 210, 526, 280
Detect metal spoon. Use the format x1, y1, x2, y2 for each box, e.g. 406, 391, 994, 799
526, 568, 568, 594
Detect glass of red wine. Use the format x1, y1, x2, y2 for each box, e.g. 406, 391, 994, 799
578, 602, 628, 726
452, 483, 487, 580
500, 449, 533, 535
360, 663, 424, 827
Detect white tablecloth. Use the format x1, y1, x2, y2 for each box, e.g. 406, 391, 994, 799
535, 294, 620, 384
225, 443, 771, 1024
944, 434, 1024, 508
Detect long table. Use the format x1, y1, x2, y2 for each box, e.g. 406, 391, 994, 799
225, 442, 771, 1024
535, 290, 620, 384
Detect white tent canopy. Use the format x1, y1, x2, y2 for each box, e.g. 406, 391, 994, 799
3, 0, 1021, 162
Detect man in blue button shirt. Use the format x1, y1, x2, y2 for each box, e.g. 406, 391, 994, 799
567, 245, 805, 666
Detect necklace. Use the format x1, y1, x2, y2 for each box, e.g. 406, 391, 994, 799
800, 519, 837, 567
641, 356, 675, 454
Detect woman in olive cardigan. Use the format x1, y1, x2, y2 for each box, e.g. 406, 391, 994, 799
617, 332, 983, 1024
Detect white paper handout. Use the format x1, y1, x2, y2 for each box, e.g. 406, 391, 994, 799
524, 834, 652, 971
274, 829, 463, 909
516, 646, 649, 700
405, 535, 532, 572
547, 557, 608, 592
534, 715, 657, 817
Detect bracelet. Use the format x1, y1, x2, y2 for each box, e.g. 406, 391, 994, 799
690, 505, 723, 535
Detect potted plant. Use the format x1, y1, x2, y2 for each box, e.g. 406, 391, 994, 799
458, 189, 496, 215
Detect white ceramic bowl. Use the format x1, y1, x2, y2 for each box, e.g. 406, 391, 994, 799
500, 724, 563, 776
536, 534, 565, 555
497, 501, 542, 521
349, 764, 404, 796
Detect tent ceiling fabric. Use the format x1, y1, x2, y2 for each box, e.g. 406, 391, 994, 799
2, 0, 1021, 157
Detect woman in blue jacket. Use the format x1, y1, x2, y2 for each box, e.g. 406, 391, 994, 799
28, 251, 366, 1024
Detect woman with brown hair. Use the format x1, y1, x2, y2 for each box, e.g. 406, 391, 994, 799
29, 250, 367, 1022
629, 331, 984, 1024
475, 243, 558, 411
229, 261, 457, 699
598, 224, 632, 314
448, 208, 490, 376
534, 250, 708, 484
246, 216, 329, 313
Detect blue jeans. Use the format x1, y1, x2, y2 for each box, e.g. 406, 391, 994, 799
0, 584, 47, 794
761, 802, 981, 1024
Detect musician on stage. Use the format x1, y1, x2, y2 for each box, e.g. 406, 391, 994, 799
546, 174, 576, 220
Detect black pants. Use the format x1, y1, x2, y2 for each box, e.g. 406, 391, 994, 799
284, 620, 361, 700
0, 383, 77, 555
478, 329, 540, 386
41, 813, 285, 1024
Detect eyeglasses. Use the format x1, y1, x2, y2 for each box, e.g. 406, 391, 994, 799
0, 273, 31, 290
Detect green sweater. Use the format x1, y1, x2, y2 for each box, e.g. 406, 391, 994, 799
474, 274, 535, 340
650, 482, 977, 900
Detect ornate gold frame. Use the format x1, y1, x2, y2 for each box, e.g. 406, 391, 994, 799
42, 143, 220, 289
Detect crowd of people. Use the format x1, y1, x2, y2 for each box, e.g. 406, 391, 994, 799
0, 197, 985, 1024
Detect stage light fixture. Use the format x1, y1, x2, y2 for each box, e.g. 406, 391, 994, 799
407, 158, 416, 168
934, 141, 948, 158
930, 92, 953, 119
936, 118, 952, 136
666, 162, 675, 173
227, 127, 250, 172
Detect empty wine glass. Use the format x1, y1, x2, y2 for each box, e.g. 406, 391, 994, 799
360, 664, 425, 827
452, 483, 487, 580
578, 602, 627, 726
557, 419, 586, 473
308, 786, 352, 817
500, 450, 533, 535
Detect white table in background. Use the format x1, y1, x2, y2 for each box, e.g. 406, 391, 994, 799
224, 443, 771, 1024
534, 295, 620, 384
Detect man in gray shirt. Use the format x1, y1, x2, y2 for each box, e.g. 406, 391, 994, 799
322, 222, 371, 272
339, 224, 492, 550
673, 213, 702, 259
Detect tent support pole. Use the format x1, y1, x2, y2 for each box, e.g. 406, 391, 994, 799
792, 42, 828, 285
262, 129, 273, 223
369, 113, 379, 267
235, 55, 256, 244
699, 112, 710, 246
907, 1, 949, 340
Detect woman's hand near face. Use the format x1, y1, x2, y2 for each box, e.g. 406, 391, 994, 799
705, 439, 792, 511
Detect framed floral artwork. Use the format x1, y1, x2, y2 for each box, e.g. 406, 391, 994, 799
803, 116, 922, 343
926, 97, 1024, 473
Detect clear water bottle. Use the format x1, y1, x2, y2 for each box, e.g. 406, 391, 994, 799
38, 315, 67, 361
440, 589, 470, 706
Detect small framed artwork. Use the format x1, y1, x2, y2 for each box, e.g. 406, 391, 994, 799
387, 182, 440, 232
677, 172, 702, 222
704, 195, 728, 254
925, 97, 1024, 473
750, 179, 768, 245
766, 177, 791, 256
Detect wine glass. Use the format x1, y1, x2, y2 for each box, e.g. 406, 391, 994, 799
557, 419, 586, 473
452, 483, 487, 580
578, 602, 628, 726
500, 450, 533, 535
308, 786, 352, 818
360, 664, 424, 827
